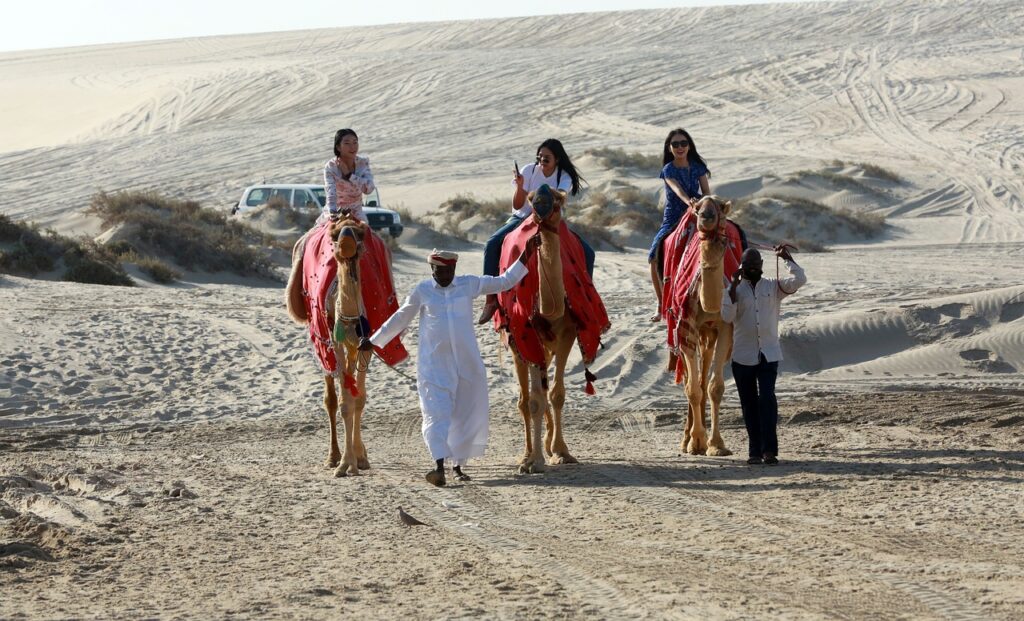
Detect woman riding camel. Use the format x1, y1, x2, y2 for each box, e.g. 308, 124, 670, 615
323, 128, 375, 222
649, 128, 711, 321
477, 138, 594, 324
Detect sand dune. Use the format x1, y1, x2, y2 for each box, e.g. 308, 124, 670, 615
2, 0, 1024, 618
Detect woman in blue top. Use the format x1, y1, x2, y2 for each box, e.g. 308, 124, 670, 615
649, 128, 711, 320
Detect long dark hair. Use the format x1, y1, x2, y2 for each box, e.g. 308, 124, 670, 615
661, 128, 709, 175
333, 128, 358, 157
537, 138, 584, 196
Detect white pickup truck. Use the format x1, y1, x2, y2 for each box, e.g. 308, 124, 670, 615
232, 183, 404, 238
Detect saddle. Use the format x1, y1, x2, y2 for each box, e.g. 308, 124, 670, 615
492, 192, 609, 388
301, 220, 407, 375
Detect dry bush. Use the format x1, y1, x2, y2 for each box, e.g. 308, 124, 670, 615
788, 170, 889, 197
731, 195, 886, 251
573, 183, 661, 235
587, 147, 661, 173
137, 256, 182, 284
0, 214, 133, 286
438, 194, 510, 222
830, 159, 905, 184
88, 190, 278, 278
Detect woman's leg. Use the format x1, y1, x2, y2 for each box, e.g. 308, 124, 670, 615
478, 216, 523, 324
578, 234, 595, 277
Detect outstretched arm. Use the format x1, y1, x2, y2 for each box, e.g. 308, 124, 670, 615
776, 246, 807, 297
361, 287, 422, 350
474, 235, 540, 296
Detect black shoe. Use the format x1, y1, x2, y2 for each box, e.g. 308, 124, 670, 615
763, 455, 779, 465
477, 300, 499, 325
746, 457, 763, 465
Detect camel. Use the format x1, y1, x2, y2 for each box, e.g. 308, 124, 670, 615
507, 188, 587, 474
671, 196, 735, 457
286, 215, 372, 477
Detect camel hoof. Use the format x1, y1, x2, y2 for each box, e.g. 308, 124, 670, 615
325, 456, 341, 468
334, 464, 359, 477
358, 458, 371, 470
706, 446, 732, 457
548, 453, 578, 465
686, 440, 707, 455
517, 462, 546, 475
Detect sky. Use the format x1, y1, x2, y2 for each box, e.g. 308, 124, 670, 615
4, 0, 822, 53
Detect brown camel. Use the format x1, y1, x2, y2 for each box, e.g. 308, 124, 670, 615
286, 215, 372, 477
511, 189, 581, 474
674, 196, 734, 457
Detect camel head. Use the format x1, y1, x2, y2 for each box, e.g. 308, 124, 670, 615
329, 211, 368, 263
694, 195, 732, 237
529, 184, 567, 228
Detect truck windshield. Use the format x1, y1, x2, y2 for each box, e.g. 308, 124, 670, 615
311, 188, 326, 207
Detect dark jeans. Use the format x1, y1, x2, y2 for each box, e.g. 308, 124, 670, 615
483, 216, 595, 277
731, 353, 779, 458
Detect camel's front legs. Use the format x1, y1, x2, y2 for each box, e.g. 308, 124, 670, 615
546, 335, 577, 465
354, 351, 371, 470
323, 376, 341, 468
334, 348, 362, 477
514, 356, 534, 469
706, 327, 733, 457
682, 351, 708, 455
519, 365, 547, 474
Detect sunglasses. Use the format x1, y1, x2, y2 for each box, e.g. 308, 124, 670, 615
670, 140, 690, 148
536, 155, 553, 163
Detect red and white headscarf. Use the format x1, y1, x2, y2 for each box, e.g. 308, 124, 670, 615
427, 249, 458, 266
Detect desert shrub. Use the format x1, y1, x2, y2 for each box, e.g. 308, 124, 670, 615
830, 159, 905, 184
394, 205, 415, 225
568, 221, 623, 251
731, 195, 886, 251
788, 170, 888, 197
0, 216, 134, 285
137, 256, 182, 284
587, 147, 661, 173
88, 190, 277, 277
437, 194, 510, 222
573, 183, 661, 236
61, 241, 133, 286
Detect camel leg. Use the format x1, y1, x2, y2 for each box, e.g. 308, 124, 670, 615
547, 330, 578, 465
323, 376, 341, 468
683, 350, 708, 455
514, 355, 534, 469
706, 325, 733, 457
355, 350, 371, 470
335, 389, 360, 477
520, 365, 547, 474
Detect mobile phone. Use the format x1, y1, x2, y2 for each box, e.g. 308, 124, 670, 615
513, 160, 519, 176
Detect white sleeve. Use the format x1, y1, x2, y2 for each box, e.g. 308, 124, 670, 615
473, 261, 528, 296
721, 289, 737, 323
778, 259, 807, 298
370, 286, 422, 347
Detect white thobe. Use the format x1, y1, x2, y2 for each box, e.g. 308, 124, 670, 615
720, 259, 807, 365
369, 261, 529, 464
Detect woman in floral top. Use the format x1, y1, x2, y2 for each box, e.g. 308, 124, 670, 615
323, 128, 375, 222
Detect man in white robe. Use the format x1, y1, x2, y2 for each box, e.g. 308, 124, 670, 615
359, 238, 540, 486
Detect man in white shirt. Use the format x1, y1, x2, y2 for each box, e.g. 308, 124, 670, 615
721, 246, 807, 465
359, 238, 540, 486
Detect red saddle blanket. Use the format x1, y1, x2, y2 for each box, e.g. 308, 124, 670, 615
661, 211, 744, 354
493, 218, 610, 370
302, 221, 408, 375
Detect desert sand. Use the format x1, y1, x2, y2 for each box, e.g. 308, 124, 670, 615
2, 0, 1023, 619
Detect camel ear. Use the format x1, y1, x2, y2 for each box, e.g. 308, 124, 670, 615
526, 190, 536, 204
553, 190, 568, 208
721, 200, 732, 215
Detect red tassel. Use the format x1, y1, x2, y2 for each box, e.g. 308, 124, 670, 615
344, 373, 359, 397
585, 381, 596, 396
674, 356, 684, 385
584, 368, 597, 395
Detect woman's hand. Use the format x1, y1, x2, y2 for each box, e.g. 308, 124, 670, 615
514, 171, 524, 189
